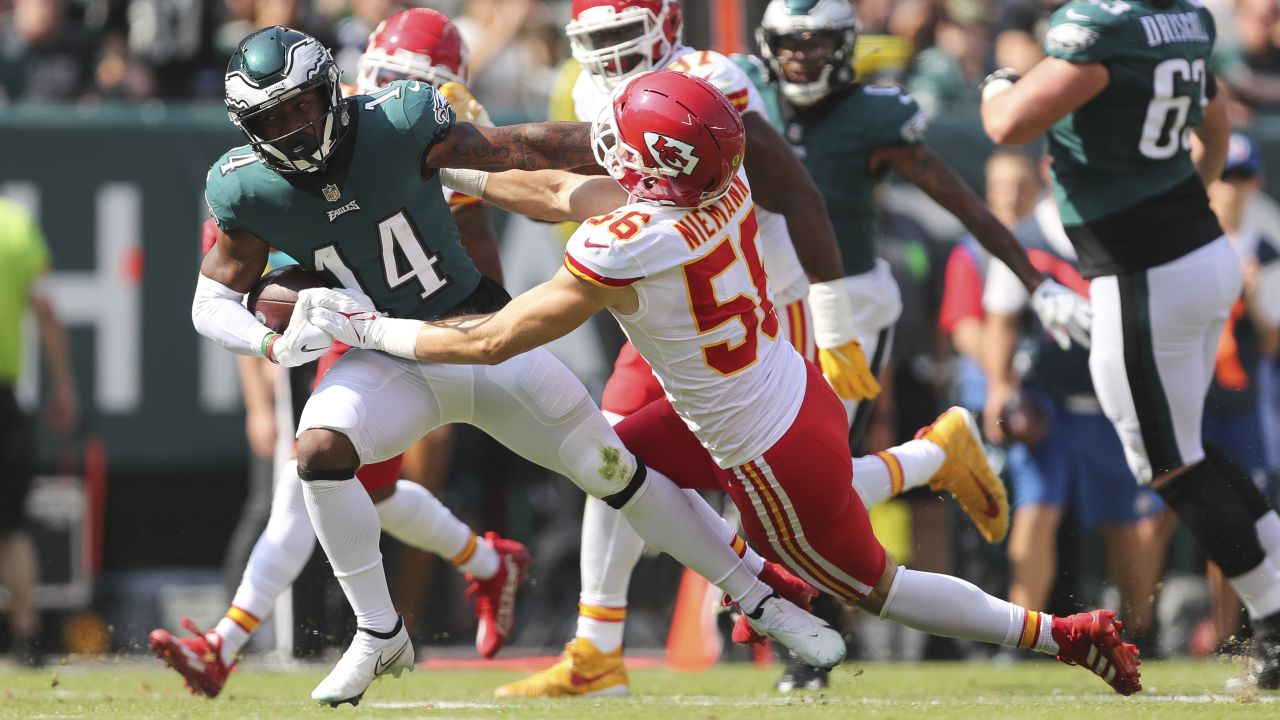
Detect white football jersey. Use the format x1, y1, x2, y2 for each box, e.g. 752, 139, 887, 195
563, 171, 808, 468
573, 46, 808, 305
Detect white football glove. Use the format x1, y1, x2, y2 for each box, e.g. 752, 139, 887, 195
1029, 278, 1092, 350
303, 287, 424, 361
299, 287, 382, 348
266, 298, 332, 367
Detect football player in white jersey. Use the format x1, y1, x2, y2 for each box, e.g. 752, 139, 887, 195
468, 0, 1008, 695
305, 70, 1144, 698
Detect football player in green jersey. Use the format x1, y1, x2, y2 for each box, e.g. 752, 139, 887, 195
755, 0, 1091, 443
191, 26, 845, 706
983, 0, 1280, 689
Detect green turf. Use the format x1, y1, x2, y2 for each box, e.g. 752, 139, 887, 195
1, 658, 1275, 719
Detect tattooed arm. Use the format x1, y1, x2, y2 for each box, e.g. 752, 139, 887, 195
425, 121, 597, 172
874, 144, 1045, 291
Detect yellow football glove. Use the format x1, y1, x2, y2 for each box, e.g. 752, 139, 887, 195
818, 338, 881, 401
438, 81, 490, 125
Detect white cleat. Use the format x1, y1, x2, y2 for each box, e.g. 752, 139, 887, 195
311, 617, 415, 707
743, 593, 846, 669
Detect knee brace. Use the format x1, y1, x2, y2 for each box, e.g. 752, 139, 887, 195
297, 466, 357, 481
1204, 444, 1274, 521
602, 462, 648, 510
1157, 459, 1266, 577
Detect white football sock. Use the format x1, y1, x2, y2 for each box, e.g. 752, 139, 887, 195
852, 441, 945, 507
879, 566, 1058, 655
682, 489, 764, 575
218, 460, 315, 663
374, 480, 498, 579
616, 468, 771, 614
577, 495, 645, 653
302, 477, 399, 633
1229, 557, 1280, 620
1256, 511, 1280, 571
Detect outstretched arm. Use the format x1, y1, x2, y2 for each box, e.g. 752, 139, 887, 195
425, 121, 597, 172
879, 144, 1045, 291
443, 167, 628, 223
307, 267, 627, 366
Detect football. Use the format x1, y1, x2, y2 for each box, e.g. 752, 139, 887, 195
246, 264, 331, 333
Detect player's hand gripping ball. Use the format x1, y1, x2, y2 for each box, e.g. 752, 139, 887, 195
246, 265, 333, 366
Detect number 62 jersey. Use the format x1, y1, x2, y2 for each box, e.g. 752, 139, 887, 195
1044, 0, 1222, 275
204, 79, 482, 321
564, 171, 807, 470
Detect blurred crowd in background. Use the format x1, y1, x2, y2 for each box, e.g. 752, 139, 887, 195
2, 0, 1280, 124
2, 0, 1280, 666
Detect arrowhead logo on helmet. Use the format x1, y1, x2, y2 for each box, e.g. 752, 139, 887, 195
644, 133, 700, 176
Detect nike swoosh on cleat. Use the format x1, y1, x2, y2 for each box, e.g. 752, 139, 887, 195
375, 639, 410, 675
570, 670, 614, 687
971, 470, 1001, 518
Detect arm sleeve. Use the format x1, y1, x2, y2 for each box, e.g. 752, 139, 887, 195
192, 273, 276, 357
982, 259, 1031, 315
938, 245, 984, 334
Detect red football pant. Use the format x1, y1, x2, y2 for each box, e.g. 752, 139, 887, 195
313, 341, 403, 493
614, 361, 886, 602
601, 342, 664, 417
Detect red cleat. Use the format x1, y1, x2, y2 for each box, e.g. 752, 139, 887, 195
466, 532, 531, 659
148, 618, 234, 698
730, 562, 820, 646
1052, 609, 1142, 696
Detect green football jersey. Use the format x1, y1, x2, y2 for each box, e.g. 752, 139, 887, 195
784, 84, 927, 277
205, 79, 481, 321
1045, 0, 1216, 225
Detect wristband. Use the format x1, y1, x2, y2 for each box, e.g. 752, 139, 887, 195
439, 168, 491, 199
808, 279, 859, 349
262, 332, 280, 362
367, 317, 423, 361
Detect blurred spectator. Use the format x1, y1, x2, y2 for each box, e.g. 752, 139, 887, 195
853, 0, 915, 84
980, 152, 1165, 655
92, 32, 156, 100
331, 0, 396, 81
0, 197, 78, 665
1212, 0, 1280, 114
906, 0, 992, 117
455, 0, 561, 119
992, 0, 1054, 74
0, 0, 91, 100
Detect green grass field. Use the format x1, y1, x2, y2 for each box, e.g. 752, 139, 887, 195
2, 658, 1276, 720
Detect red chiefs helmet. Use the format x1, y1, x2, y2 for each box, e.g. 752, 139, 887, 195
567, 0, 682, 90
592, 71, 745, 208
356, 8, 467, 93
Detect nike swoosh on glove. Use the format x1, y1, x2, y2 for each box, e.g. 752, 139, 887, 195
818, 339, 881, 401
1029, 278, 1092, 351
301, 287, 384, 350
267, 297, 332, 367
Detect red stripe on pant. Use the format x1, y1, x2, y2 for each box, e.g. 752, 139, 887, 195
613, 361, 887, 601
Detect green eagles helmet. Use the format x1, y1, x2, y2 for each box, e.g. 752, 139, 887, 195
224, 26, 349, 173
758, 0, 860, 107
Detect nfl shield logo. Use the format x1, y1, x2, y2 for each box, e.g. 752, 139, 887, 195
322, 184, 341, 202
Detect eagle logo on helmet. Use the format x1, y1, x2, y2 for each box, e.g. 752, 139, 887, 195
644, 132, 700, 175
